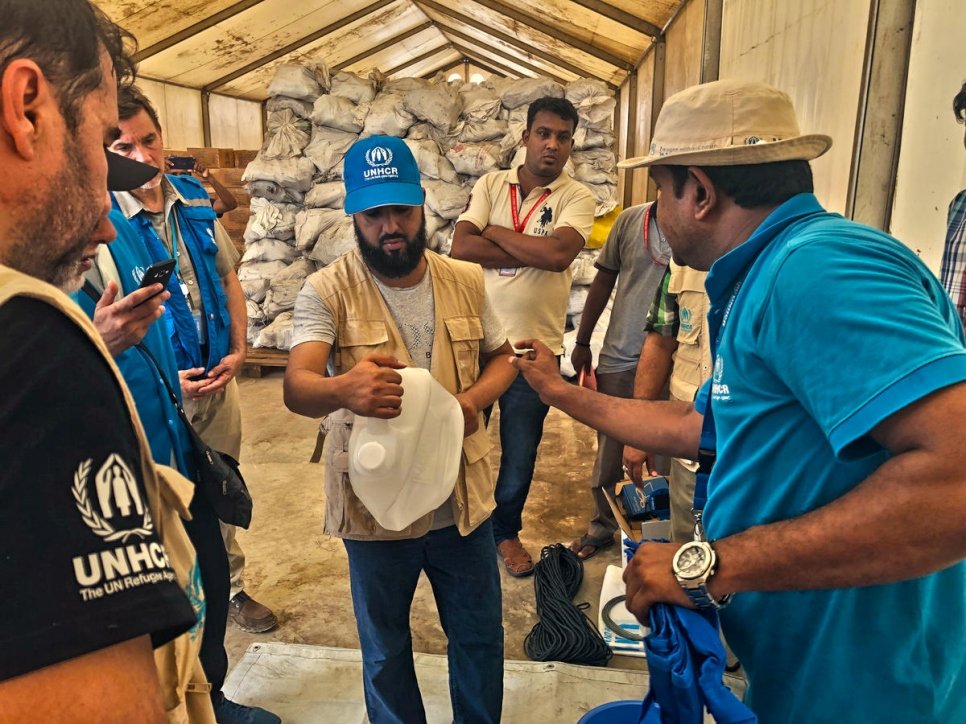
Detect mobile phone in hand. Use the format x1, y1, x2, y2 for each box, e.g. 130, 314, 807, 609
138, 258, 175, 300
168, 155, 196, 172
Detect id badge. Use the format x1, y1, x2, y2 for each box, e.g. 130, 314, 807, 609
192, 309, 208, 344
498, 267, 517, 277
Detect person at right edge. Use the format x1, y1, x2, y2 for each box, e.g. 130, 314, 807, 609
940, 79, 966, 330
452, 97, 595, 577
510, 79, 966, 721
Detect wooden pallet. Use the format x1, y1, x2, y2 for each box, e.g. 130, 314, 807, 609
242, 346, 289, 377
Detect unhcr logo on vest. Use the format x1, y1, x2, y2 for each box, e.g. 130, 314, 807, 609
70, 454, 177, 601
364, 145, 399, 180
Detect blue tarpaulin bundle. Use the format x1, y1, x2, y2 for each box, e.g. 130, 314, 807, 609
581, 540, 756, 724
638, 604, 755, 724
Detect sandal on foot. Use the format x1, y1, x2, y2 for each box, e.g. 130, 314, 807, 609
569, 534, 615, 560
497, 537, 534, 577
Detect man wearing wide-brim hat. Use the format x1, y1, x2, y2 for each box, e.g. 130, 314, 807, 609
511, 79, 966, 721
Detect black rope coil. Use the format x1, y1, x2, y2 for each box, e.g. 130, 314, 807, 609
523, 544, 614, 667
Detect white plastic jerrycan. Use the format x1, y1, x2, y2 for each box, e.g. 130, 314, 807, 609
348, 367, 464, 531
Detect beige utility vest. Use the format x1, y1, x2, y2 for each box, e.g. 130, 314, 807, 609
307, 249, 495, 541
667, 261, 712, 404
0, 265, 215, 724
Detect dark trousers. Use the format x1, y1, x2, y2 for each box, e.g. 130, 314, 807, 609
182, 489, 231, 703
489, 372, 551, 544
343, 521, 504, 723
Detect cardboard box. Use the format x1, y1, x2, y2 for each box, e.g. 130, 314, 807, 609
604, 480, 671, 569
188, 147, 236, 169
234, 149, 259, 168
209, 167, 246, 187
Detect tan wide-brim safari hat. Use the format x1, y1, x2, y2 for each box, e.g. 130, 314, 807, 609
618, 79, 832, 169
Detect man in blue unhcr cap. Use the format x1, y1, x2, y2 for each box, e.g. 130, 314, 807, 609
284, 136, 516, 723
511, 79, 966, 722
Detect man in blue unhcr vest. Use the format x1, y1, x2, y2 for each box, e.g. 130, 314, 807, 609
511, 79, 966, 722
74, 210, 280, 724
108, 85, 279, 636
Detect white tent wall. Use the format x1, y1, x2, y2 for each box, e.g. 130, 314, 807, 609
627, 52, 656, 208
718, 0, 869, 215
663, 0, 704, 100
209, 93, 265, 151
613, 0, 963, 273
137, 78, 204, 150
891, 0, 966, 273
136, 79, 264, 152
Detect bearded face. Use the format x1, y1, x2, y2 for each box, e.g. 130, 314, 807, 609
353, 210, 427, 279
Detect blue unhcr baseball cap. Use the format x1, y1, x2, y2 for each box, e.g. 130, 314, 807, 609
343, 135, 424, 214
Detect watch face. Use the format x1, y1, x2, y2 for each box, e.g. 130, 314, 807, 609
676, 543, 709, 577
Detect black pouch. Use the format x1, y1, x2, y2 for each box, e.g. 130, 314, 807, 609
189, 436, 253, 529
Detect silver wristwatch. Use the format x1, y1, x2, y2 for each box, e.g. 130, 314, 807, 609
672, 540, 731, 609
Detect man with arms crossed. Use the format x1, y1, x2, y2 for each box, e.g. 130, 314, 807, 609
452, 96, 595, 576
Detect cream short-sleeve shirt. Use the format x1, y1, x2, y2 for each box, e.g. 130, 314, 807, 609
458, 166, 595, 354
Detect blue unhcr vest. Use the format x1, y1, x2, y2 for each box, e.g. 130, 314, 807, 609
113, 174, 231, 372
73, 209, 195, 478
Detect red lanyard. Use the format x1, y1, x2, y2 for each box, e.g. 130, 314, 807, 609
643, 203, 668, 267
510, 184, 551, 233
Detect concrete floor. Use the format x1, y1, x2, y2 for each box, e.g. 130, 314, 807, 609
226, 372, 645, 673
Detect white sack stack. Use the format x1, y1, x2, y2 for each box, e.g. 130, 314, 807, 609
240, 62, 330, 348
242, 62, 617, 353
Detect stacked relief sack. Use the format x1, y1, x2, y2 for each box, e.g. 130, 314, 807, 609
241, 62, 617, 354
241, 62, 328, 349
393, 77, 464, 256
566, 79, 618, 216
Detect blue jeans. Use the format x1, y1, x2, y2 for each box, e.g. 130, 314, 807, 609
489, 372, 551, 544
343, 520, 504, 724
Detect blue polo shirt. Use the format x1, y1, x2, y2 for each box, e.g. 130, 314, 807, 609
695, 194, 966, 721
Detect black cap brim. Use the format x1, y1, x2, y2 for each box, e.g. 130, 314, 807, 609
106, 150, 159, 191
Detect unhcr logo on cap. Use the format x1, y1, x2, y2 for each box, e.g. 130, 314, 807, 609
364, 146, 399, 180
366, 146, 393, 166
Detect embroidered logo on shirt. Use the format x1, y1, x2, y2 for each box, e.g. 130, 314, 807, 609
680, 306, 693, 333
712, 356, 731, 401
539, 206, 553, 227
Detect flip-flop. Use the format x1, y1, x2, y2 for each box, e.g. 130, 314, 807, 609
569, 534, 616, 560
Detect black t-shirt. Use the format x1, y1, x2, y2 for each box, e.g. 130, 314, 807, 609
0, 297, 196, 681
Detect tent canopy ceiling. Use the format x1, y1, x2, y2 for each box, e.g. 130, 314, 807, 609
99, 0, 680, 100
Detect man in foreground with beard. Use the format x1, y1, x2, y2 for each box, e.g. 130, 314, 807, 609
0, 0, 205, 719
284, 136, 516, 723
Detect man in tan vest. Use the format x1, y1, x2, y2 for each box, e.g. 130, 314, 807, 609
285, 136, 516, 723
0, 1, 211, 721
622, 261, 711, 543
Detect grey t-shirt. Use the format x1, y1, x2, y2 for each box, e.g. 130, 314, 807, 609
291, 264, 507, 530
291, 268, 506, 357
595, 203, 671, 374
